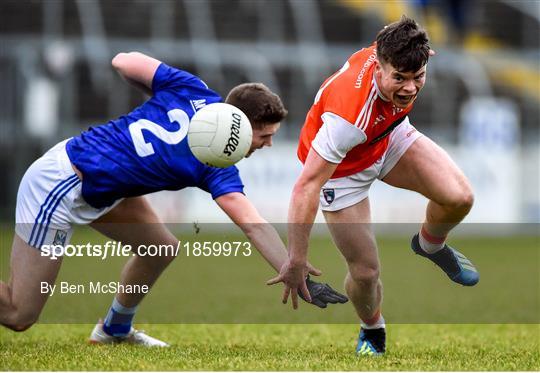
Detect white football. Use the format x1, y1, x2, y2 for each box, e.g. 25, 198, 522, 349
188, 103, 253, 168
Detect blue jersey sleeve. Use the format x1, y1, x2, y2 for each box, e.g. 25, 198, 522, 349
202, 166, 245, 199
152, 63, 208, 93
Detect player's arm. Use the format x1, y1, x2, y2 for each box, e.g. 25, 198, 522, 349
111, 52, 162, 95
267, 149, 338, 308
215, 192, 287, 272
287, 112, 365, 268
215, 192, 317, 273
288, 148, 339, 264
268, 112, 364, 308
216, 192, 348, 308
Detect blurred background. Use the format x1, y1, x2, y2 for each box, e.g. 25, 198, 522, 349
0, 0, 539, 224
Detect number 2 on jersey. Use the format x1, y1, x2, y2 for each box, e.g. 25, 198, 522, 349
129, 109, 190, 157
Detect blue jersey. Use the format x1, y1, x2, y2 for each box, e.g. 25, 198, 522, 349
66, 63, 244, 208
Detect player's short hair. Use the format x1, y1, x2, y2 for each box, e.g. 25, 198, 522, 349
225, 83, 288, 128
376, 15, 430, 73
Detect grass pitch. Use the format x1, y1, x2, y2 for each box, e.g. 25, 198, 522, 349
1, 226, 539, 370
1, 324, 538, 370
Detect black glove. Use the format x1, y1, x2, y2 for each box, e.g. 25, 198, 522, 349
300, 275, 349, 308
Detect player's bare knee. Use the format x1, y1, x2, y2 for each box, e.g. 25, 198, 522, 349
347, 263, 380, 287
159, 239, 179, 263
5, 311, 38, 332
158, 250, 178, 265
448, 188, 474, 215
7, 321, 35, 332
136, 245, 177, 267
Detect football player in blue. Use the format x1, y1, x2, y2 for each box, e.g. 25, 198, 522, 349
0, 52, 347, 346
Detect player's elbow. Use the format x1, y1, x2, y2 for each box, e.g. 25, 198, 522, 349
292, 178, 320, 201
236, 212, 267, 236
112, 52, 127, 70
111, 52, 140, 71
240, 222, 266, 240
112, 52, 134, 70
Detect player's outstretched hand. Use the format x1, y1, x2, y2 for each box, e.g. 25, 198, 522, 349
306, 262, 322, 277
267, 260, 311, 309
299, 275, 349, 308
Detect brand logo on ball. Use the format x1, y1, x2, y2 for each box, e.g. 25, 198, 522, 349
223, 112, 242, 156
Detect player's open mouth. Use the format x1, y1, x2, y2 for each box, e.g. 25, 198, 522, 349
395, 94, 413, 104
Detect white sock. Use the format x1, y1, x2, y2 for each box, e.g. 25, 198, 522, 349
361, 314, 385, 330
419, 227, 446, 254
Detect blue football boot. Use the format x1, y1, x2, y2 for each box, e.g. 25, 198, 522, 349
411, 234, 479, 286
356, 328, 386, 356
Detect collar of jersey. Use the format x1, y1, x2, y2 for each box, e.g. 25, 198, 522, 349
372, 76, 390, 102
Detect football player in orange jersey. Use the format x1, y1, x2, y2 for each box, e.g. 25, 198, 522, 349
268, 16, 478, 356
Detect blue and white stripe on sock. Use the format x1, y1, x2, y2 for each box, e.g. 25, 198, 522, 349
102, 298, 138, 337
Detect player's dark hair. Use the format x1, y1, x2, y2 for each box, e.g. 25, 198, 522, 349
376, 15, 430, 72
225, 83, 288, 128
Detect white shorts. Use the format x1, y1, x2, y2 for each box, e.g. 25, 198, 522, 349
15, 139, 120, 250
320, 119, 423, 211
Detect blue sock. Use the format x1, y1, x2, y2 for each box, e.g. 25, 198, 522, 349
102, 298, 137, 337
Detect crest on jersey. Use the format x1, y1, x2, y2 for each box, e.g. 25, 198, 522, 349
322, 189, 335, 204
53, 230, 67, 246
